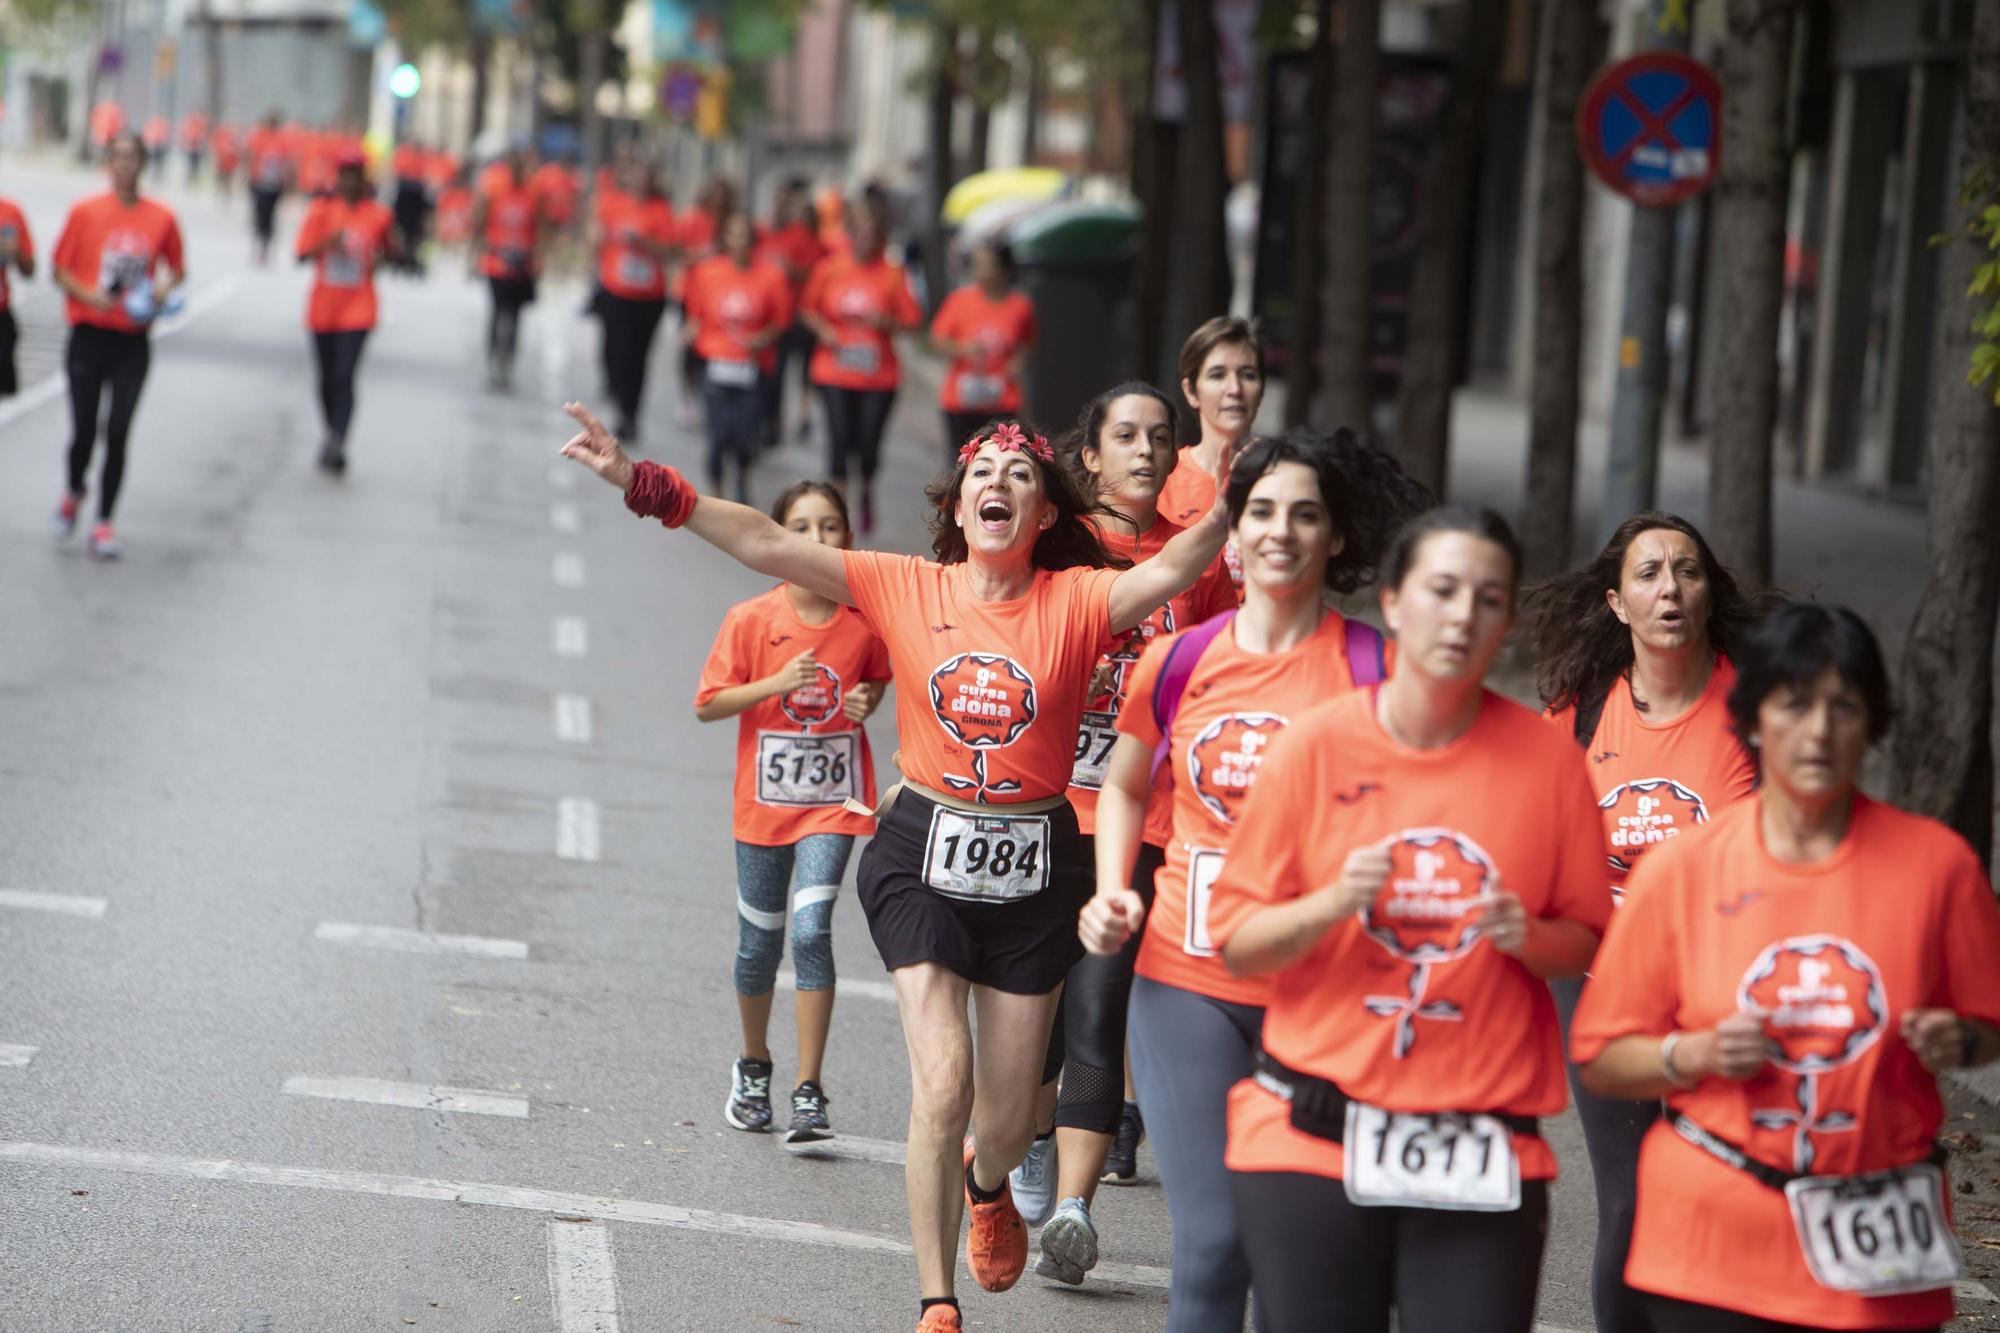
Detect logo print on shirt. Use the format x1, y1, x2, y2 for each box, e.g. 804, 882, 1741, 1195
1591, 750, 1619, 765
1716, 890, 1764, 917
1737, 935, 1888, 1172
1185, 712, 1288, 826
1359, 828, 1498, 1057
928, 652, 1037, 799
1599, 776, 1709, 876
780, 662, 843, 729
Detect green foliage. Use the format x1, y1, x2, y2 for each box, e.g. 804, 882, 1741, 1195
1958, 167, 2000, 405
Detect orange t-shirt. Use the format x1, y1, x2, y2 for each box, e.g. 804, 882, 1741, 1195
392, 143, 425, 183
180, 113, 209, 151
1067, 515, 1236, 841
89, 103, 125, 147
532, 162, 579, 224
1119, 612, 1385, 1006
1548, 657, 1758, 903
694, 586, 892, 846
756, 221, 826, 298
479, 181, 541, 279
296, 196, 394, 333
0, 198, 37, 312
436, 188, 472, 245
1570, 796, 2000, 1329
1209, 689, 1611, 1182
52, 194, 184, 333
424, 151, 459, 193
930, 285, 1036, 415
1155, 449, 1243, 595
213, 126, 241, 173
684, 256, 794, 369
803, 254, 922, 392
841, 551, 1121, 804
247, 128, 288, 189
596, 192, 676, 301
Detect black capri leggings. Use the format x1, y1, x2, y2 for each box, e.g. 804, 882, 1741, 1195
597, 293, 666, 430
1643, 1292, 1938, 1333
311, 329, 370, 443
488, 276, 537, 365
1230, 1169, 1550, 1333
1052, 839, 1164, 1133
65, 323, 151, 521
250, 186, 281, 244
819, 384, 895, 484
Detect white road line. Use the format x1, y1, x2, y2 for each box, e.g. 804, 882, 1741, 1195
553, 552, 587, 588
776, 970, 897, 1004
0, 1045, 38, 1068
0, 1140, 911, 1257
553, 616, 590, 659
783, 1134, 905, 1166
551, 503, 582, 534
312, 923, 529, 960
282, 1076, 529, 1119
1959, 1278, 2000, 1304
0, 890, 108, 919
549, 464, 577, 492
557, 798, 601, 862
554, 694, 595, 744
547, 1219, 623, 1333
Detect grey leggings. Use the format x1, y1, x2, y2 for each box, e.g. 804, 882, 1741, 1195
733, 834, 852, 995
1128, 975, 1268, 1333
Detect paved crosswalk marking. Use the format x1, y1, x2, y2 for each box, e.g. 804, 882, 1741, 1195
313, 923, 529, 960
557, 798, 601, 862
554, 617, 590, 659
553, 552, 586, 588
554, 694, 594, 744
281, 1076, 529, 1118
547, 1219, 623, 1333
0, 890, 108, 919
0, 1045, 39, 1068
551, 503, 582, 535
549, 464, 577, 491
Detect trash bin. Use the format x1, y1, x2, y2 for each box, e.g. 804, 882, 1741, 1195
1005, 201, 1141, 434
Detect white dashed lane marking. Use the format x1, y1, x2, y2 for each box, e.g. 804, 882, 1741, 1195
775, 971, 896, 1004
554, 694, 594, 744
553, 616, 590, 659
557, 798, 601, 862
282, 1075, 529, 1119
0, 1045, 39, 1068
553, 552, 586, 588
551, 503, 582, 535
313, 923, 530, 960
547, 1218, 624, 1333
549, 464, 577, 492
0, 890, 108, 919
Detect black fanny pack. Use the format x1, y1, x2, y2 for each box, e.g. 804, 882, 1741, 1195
1668, 1110, 1946, 1191
1253, 1048, 1541, 1144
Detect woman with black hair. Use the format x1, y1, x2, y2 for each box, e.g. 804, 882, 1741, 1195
1574, 602, 2000, 1333
556, 403, 1230, 1333
930, 240, 1035, 464
1207, 505, 1611, 1333
1526, 511, 1776, 1333
1076, 431, 1429, 1325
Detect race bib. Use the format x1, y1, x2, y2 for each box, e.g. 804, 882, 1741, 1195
1068, 711, 1120, 791
706, 357, 759, 388
496, 246, 531, 276
1786, 1163, 1964, 1295
617, 254, 658, 288
957, 373, 1005, 409
323, 248, 364, 289
1184, 847, 1225, 957
1343, 1102, 1522, 1212
921, 807, 1050, 902
834, 341, 880, 376
256, 163, 283, 187
755, 732, 859, 809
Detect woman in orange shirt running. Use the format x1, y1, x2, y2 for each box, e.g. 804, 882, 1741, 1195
1573, 602, 2000, 1333
557, 405, 1231, 1333
1074, 430, 1426, 1322
930, 242, 1035, 466
295, 149, 397, 475
1527, 511, 1775, 1333
1157, 316, 1265, 595
695, 480, 890, 1144
469, 145, 543, 392
592, 156, 676, 443
684, 212, 793, 503
1205, 505, 1611, 1333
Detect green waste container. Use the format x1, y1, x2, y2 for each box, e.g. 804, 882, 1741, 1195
1005, 201, 1141, 434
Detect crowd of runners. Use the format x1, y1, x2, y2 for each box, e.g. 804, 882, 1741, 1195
10, 119, 1998, 1333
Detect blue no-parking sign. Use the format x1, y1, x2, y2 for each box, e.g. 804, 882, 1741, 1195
1577, 51, 1722, 207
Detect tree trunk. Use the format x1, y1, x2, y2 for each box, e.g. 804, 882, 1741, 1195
1388, 0, 1506, 496
1131, 0, 1179, 383
1317, 0, 1381, 434
1521, 0, 1594, 576
924, 21, 958, 316
1020, 47, 1043, 164
1173, 0, 1234, 348
968, 25, 994, 176
579, 25, 607, 186
1705, 0, 1798, 586
1284, 0, 1338, 429
1888, 0, 2000, 871
198, 0, 222, 123
469, 30, 493, 145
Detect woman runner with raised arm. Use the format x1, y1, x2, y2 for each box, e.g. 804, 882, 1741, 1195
558, 403, 1231, 1333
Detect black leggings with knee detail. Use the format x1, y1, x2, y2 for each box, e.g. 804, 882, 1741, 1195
1230, 1169, 1550, 1333
1053, 838, 1164, 1133
65, 323, 151, 520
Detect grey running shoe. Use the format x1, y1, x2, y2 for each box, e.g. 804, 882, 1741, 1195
1035, 1195, 1098, 1286
1008, 1132, 1058, 1227
784, 1080, 833, 1145
724, 1056, 773, 1132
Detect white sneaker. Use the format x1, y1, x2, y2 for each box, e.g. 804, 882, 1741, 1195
1008, 1133, 1058, 1227
1034, 1195, 1097, 1286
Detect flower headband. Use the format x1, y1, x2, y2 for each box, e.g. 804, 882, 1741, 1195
958, 421, 1054, 465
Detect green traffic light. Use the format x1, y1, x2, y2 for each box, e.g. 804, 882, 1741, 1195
389, 63, 421, 99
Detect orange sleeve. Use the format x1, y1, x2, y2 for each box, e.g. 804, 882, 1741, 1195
15, 210, 34, 264
682, 264, 708, 331
864, 628, 894, 683
51, 205, 82, 278
1206, 716, 1322, 948
160, 214, 185, 272
766, 265, 795, 327
1113, 633, 1173, 749
799, 260, 829, 318
1061, 565, 1121, 657
1544, 740, 1616, 934
693, 605, 753, 707
1934, 840, 2000, 1026
928, 288, 962, 341
294, 201, 325, 260
892, 267, 923, 327
1568, 854, 1684, 1063
839, 548, 911, 626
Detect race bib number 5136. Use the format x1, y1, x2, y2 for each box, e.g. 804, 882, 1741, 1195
755, 732, 859, 808
1343, 1103, 1522, 1212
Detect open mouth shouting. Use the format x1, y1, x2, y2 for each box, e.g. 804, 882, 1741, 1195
977, 494, 1015, 533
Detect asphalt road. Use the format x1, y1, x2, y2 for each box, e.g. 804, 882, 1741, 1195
0, 153, 1981, 1333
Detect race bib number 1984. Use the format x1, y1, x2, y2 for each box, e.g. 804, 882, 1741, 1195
1343, 1102, 1522, 1212
921, 807, 1050, 902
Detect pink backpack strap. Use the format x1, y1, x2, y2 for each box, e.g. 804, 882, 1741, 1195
1344, 618, 1387, 686
1148, 609, 1236, 783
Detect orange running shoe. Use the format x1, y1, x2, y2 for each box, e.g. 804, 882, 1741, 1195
962, 1136, 1027, 1292
916, 1304, 962, 1332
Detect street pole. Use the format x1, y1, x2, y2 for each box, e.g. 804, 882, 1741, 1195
1600, 0, 1691, 537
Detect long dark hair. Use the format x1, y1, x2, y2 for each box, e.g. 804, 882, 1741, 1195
1525, 511, 1778, 715
1224, 429, 1433, 594
926, 418, 1126, 571
1057, 381, 1181, 504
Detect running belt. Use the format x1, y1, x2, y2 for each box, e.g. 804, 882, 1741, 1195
1252, 1048, 1541, 1142
1667, 1110, 1946, 1191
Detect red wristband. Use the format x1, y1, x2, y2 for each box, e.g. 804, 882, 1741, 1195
624, 460, 699, 529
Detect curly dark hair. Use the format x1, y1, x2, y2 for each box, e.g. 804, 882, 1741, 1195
1224, 429, 1433, 594
926, 418, 1128, 571
1525, 511, 1781, 715
1056, 380, 1181, 505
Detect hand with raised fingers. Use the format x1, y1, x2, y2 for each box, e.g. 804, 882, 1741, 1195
559, 401, 635, 492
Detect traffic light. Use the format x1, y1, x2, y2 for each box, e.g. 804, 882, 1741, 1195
389, 63, 421, 99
